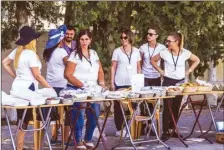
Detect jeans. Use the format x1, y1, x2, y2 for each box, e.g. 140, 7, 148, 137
68, 84, 101, 142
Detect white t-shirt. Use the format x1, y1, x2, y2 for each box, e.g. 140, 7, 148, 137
139, 43, 166, 79
8, 48, 42, 91
67, 49, 99, 85
112, 47, 141, 86
46, 48, 68, 88
160, 48, 192, 80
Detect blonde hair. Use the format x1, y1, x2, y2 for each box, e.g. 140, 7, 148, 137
14, 39, 37, 69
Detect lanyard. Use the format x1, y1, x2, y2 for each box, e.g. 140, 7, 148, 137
148, 43, 157, 60
171, 50, 180, 71
82, 51, 92, 66
123, 46, 133, 64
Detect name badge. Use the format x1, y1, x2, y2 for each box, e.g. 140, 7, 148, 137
89, 68, 94, 72
127, 65, 133, 70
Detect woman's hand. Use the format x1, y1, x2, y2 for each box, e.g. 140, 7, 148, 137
185, 68, 192, 76
111, 83, 116, 91
159, 69, 165, 77
2, 57, 16, 78
185, 70, 190, 76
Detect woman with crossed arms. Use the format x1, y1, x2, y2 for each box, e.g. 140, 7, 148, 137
151, 32, 200, 140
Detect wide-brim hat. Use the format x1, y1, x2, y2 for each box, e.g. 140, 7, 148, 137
45, 25, 67, 49
15, 26, 41, 45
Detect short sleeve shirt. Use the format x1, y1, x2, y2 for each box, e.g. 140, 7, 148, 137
8, 48, 41, 81
112, 47, 141, 86
46, 48, 68, 88
8, 48, 42, 90
139, 43, 166, 79
67, 49, 99, 85
160, 48, 192, 80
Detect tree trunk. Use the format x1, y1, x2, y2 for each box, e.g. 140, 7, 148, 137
64, 1, 73, 25
208, 60, 217, 83
207, 60, 218, 106
16, 2, 29, 30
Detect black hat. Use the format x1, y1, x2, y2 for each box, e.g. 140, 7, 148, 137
15, 26, 41, 45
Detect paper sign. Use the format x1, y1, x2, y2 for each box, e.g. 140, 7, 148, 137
131, 74, 144, 92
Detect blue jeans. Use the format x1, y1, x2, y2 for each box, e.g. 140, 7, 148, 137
67, 84, 101, 142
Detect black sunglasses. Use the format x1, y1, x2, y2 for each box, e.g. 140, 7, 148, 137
120, 36, 128, 40
165, 40, 176, 44
147, 32, 157, 36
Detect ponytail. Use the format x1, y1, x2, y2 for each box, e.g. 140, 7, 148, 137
177, 31, 184, 50
170, 31, 184, 50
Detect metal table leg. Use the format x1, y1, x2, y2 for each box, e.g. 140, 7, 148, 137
38, 107, 53, 150
144, 100, 170, 149
198, 94, 224, 138
4, 108, 16, 150
94, 101, 112, 150
207, 94, 224, 132
179, 95, 212, 143
66, 102, 110, 150
165, 99, 188, 147
112, 99, 170, 150
19, 107, 53, 150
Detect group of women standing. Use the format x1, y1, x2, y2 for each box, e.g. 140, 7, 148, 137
2, 24, 200, 150
111, 27, 200, 141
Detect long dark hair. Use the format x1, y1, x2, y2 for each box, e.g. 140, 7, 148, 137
43, 43, 59, 62
75, 29, 92, 60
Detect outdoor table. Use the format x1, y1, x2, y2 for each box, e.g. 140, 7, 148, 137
2, 100, 113, 150
64, 98, 114, 150
112, 96, 174, 150
2, 104, 59, 150
163, 91, 224, 147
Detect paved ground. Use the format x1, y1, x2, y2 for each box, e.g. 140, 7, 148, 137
1, 108, 224, 150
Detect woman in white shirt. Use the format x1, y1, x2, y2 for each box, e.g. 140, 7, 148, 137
111, 30, 141, 137
151, 32, 200, 140
64, 29, 105, 150
43, 25, 72, 145
2, 26, 51, 150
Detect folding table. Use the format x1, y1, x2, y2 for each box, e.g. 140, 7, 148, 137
2, 105, 54, 150
163, 91, 224, 147
112, 96, 174, 150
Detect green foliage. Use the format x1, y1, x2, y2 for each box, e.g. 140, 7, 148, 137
1, 1, 63, 51
2, 1, 224, 78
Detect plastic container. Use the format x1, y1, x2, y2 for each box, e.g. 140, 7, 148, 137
46, 98, 60, 105
183, 87, 198, 93
197, 86, 213, 92
167, 90, 182, 96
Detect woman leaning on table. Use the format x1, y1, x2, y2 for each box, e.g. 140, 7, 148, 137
111, 29, 141, 137
64, 29, 105, 150
2, 26, 51, 150
151, 32, 200, 140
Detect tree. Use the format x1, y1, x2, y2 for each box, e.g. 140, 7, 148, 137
1, 1, 63, 51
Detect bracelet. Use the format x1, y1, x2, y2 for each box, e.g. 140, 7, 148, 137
188, 68, 193, 73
